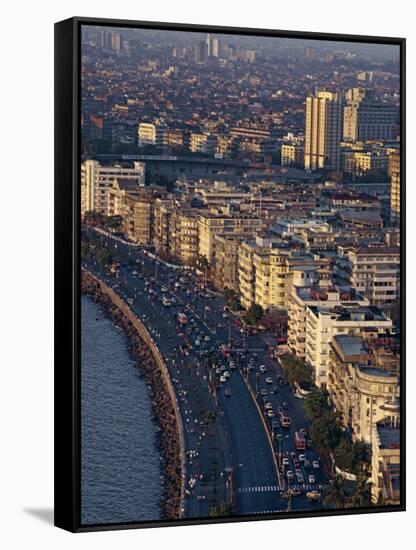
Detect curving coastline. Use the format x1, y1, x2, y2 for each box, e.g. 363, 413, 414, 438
81, 268, 184, 520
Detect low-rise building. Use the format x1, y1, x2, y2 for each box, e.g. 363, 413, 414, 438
281, 142, 304, 167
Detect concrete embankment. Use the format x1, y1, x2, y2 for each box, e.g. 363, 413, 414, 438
81, 268, 185, 520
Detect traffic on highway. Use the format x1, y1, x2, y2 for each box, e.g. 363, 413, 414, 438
82, 228, 330, 517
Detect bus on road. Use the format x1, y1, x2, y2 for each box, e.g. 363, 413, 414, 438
295, 431, 306, 450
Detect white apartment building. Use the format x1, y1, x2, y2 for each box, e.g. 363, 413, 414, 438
198, 213, 264, 264
273, 218, 330, 238
288, 286, 369, 360
328, 335, 399, 443
335, 246, 400, 312
137, 121, 167, 147
305, 304, 392, 388
81, 160, 145, 216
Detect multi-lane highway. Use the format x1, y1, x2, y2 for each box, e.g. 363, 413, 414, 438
82, 228, 329, 516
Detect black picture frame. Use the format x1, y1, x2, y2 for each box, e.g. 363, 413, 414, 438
54, 16, 406, 533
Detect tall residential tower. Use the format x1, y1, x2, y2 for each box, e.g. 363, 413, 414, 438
304, 91, 343, 172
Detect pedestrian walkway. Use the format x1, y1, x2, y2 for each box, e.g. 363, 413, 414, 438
237, 485, 280, 494
289, 483, 327, 492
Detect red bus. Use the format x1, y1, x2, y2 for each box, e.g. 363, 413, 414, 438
295, 431, 306, 450
221, 344, 231, 358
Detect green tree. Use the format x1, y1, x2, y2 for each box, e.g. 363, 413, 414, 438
209, 502, 233, 517
304, 388, 330, 420
104, 215, 123, 233
349, 470, 372, 508
334, 438, 371, 476
202, 410, 217, 432
245, 303, 263, 325
280, 353, 313, 387
223, 288, 241, 311
205, 351, 217, 368
309, 411, 342, 451
323, 475, 349, 509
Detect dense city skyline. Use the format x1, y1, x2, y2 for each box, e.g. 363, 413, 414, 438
80, 23, 401, 525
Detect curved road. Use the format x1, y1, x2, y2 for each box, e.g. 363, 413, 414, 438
82, 228, 328, 517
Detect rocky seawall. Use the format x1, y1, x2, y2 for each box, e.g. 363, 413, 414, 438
81, 269, 184, 520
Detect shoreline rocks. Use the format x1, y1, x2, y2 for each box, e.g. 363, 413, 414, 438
81, 270, 183, 520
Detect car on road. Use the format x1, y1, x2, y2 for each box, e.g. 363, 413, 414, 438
283, 402, 288, 410
306, 490, 321, 501
267, 410, 275, 418
312, 460, 320, 470
224, 389, 232, 397
272, 386, 279, 394
204, 335, 211, 342
299, 454, 306, 463
229, 362, 236, 370
300, 427, 307, 435
259, 365, 267, 373
223, 371, 230, 379
220, 375, 227, 383
265, 377, 273, 384
260, 389, 268, 396
264, 402, 273, 410
287, 471, 294, 483
282, 458, 290, 467
215, 368, 222, 375
308, 474, 316, 484
296, 473, 304, 484
304, 459, 311, 469
195, 340, 200, 346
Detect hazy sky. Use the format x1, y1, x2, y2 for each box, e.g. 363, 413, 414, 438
85, 25, 400, 63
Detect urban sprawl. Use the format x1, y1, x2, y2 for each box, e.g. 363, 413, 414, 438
80, 27, 401, 519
